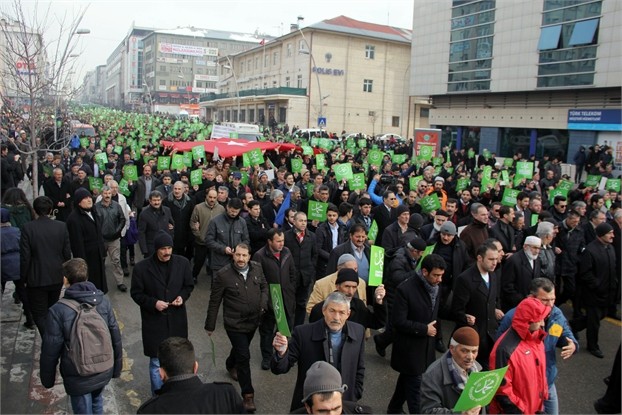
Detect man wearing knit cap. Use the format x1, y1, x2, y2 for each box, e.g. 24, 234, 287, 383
300, 361, 371, 414
380, 204, 411, 256
307, 253, 367, 315
420, 326, 482, 415
131, 231, 194, 395
489, 297, 551, 414
576, 222, 616, 358
66, 188, 108, 293
420, 209, 449, 242
427, 176, 448, 210
309, 268, 386, 330
500, 235, 543, 312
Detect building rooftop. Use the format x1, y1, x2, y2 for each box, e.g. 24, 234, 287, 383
309, 15, 412, 43
153, 26, 268, 44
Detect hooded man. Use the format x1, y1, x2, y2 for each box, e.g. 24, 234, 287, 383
489, 297, 551, 414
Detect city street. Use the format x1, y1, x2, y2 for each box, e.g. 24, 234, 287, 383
1, 261, 621, 414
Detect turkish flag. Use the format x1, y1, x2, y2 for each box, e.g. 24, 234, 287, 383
160, 138, 299, 158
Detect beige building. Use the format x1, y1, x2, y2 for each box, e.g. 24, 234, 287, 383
201, 16, 424, 137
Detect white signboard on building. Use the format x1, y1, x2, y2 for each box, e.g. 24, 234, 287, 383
159, 43, 219, 57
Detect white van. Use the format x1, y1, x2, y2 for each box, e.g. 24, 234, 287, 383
211, 122, 262, 141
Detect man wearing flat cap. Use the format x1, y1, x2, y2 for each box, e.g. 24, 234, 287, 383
131, 231, 194, 395
576, 222, 617, 358
420, 326, 482, 415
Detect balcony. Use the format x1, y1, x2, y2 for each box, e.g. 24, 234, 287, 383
199, 87, 307, 103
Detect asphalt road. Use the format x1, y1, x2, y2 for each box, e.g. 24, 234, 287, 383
107, 263, 622, 414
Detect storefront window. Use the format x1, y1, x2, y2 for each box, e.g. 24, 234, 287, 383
499, 128, 569, 161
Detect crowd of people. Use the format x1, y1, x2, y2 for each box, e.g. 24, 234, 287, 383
1, 106, 621, 414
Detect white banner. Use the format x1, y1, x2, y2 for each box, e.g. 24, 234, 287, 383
159, 43, 219, 57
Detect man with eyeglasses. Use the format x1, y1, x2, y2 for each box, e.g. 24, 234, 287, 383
500, 235, 543, 312
497, 278, 577, 415
548, 195, 568, 224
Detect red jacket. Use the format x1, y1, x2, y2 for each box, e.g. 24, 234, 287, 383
489, 297, 550, 414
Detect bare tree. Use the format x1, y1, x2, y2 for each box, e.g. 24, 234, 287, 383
0, 0, 88, 198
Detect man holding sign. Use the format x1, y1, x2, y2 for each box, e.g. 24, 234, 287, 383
420, 327, 482, 415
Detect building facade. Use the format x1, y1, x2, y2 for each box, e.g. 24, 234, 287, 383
411, 0, 621, 164
201, 16, 422, 137
141, 27, 263, 114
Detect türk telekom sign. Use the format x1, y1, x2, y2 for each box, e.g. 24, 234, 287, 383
159, 42, 218, 57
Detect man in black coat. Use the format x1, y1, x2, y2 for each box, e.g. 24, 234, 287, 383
370, 189, 397, 246
245, 200, 270, 256
252, 229, 297, 370
20, 196, 72, 335
131, 232, 194, 395
489, 205, 516, 258
42, 168, 72, 221
315, 204, 348, 279
500, 236, 543, 312
451, 240, 504, 370
271, 292, 365, 412
132, 164, 161, 213
137, 337, 245, 414
284, 211, 318, 327
388, 254, 447, 414
66, 188, 107, 293
163, 181, 195, 260
326, 224, 372, 303
138, 190, 174, 258
576, 223, 617, 358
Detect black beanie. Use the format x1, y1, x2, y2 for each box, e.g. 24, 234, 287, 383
335, 268, 359, 285
154, 231, 174, 250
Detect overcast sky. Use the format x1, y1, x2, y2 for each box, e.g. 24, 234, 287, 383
15, 0, 414, 84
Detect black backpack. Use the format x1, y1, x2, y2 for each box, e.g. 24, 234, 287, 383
58, 298, 114, 376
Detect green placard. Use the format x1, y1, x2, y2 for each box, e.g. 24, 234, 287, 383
548, 187, 569, 203
368, 245, 384, 286
240, 171, 249, 186
456, 177, 470, 192
88, 177, 103, 191
346, 139, 356, 149
468, 149, 475, 158
171, 154, 184, 170
248, 148, 264, 165
606, 178, 621, 192
368, 220, 378, 242
416, 243, 436, 271
418, 145, 434, 160
190, 169, 203, 186
94, 153, 108, 166
453, 366, 509, 412
432, 156, 443, 166
409, 176, 423, 191
503, 158, 514, 167
157, 156, 171, 171
483, 166, 492, 180
585, 175, 600, 187
182, 152, 193, 167
392, 154, 408, 165
113, 145, 123, 155
531, 213, 539, 226
316, 154, 326, 171
557, 180, 574, 191
307, 183, 314, 197
307, 200, 328, 221
500, 170, 510, 185
482, 149, 491, 159
502, 188, 520, 206
123, 165, 138, 181
358, 138, 367, 148
192, 145, 205, 161
302, 145, 314, 156
291, 158, 303, 173
367, 149, 384, 166
80, 137, 90, 148
242, 152, 251, 167
118, 178, 131, 197
516, 161, 534, 179
334, 163, 354, 182
481, 177, 496, 191
269, 284, 291, 337
420, 194, 441, 213
349, 173, 366, 191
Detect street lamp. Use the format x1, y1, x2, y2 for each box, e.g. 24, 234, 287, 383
298, 32, 324, 128
223, 56, 241, 122
142, 83, 153, 113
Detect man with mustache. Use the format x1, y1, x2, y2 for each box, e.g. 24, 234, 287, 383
271, 292, 365, 412
131, 232, 194, 396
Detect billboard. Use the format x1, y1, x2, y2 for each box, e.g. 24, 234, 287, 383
159, 42, 218, 57
413, 128, 441, 158
568, 109, 621, 131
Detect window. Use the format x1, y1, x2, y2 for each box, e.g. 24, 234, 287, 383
273, 52, 279, 65
365, 45, 375, 59
263, 82, 267, 89
297, 74, 302, 88
240, 110, 246, 122
420, 108, 430, 118
299, 40, 306, 51
285, 76, 290, 87
249, 109, 255, 122
264, 55, 269, 67
159, 79, 166, 86
159, 65, 166, 72
272, 80, 277, 88
538, 25, 562, 50
247, 60, 251, 71
255, 58, 259, 69
363, 79, 373, 93
568, 18, 599, 45
287, 43, 292, 57
392, 116, 400, 127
